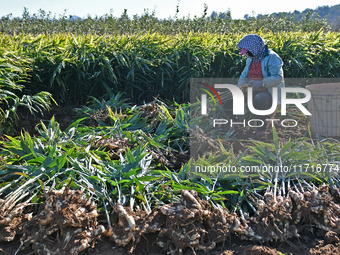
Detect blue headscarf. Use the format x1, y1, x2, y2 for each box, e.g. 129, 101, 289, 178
237, 34, 266, 62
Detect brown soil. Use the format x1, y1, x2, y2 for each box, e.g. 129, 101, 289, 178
82, 237, 340, 255
1, 236, 339, 255
1, 185, 339, 255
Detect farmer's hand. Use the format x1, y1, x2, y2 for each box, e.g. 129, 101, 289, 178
251, 80, 266, 91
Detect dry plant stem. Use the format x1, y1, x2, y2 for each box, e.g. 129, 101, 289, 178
0, 199, 31, 242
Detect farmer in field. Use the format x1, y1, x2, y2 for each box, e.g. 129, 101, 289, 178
237, 34, 284, 135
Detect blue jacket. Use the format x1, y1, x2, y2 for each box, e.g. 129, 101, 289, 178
238, 46, 284, 104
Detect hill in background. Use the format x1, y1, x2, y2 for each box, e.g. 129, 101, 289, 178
210, 4, 339, 30
252, 4, 340, 30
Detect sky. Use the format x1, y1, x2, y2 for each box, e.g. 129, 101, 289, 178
1, 0, 339, 20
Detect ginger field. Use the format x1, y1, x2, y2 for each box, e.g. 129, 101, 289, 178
0, 14, 340, 254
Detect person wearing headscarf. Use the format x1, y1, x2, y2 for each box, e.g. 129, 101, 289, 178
237, 34, 284, 134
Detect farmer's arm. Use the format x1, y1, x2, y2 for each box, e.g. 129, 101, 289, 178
262, 53, 284, 88
237, 59, 251, 87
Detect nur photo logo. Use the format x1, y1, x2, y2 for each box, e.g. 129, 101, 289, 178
196, 79, 312, 129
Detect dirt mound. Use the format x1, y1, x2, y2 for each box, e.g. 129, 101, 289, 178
247, 185, 340, 242
1, 185, 339, 254
103, 185, 339, 254
105, 189, 236, 254
20, 187, 104, 255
